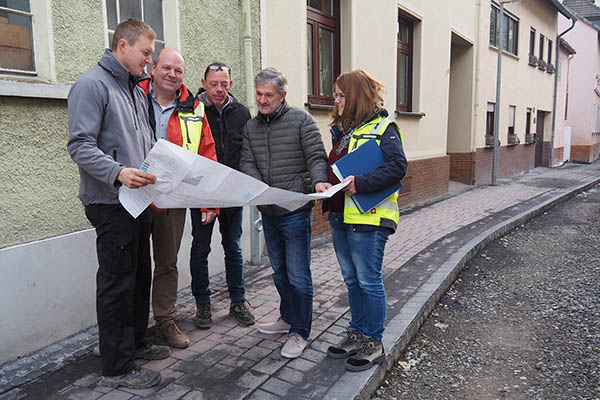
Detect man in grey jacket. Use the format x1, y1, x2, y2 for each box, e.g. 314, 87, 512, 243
67, 19, 169, 389
240, 67, 330, 359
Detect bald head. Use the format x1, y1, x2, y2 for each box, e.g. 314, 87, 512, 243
152, 48, 186, 101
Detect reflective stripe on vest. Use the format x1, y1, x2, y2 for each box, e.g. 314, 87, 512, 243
343, 116, 402, 228
179, 102, 205, 154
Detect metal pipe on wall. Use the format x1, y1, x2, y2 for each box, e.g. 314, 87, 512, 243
550, 18, 576, 168
241, 0, 262, 265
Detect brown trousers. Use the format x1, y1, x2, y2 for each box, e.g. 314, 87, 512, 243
151, 208, 186, 324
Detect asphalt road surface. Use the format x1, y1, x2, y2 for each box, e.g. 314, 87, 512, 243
373, 185, 600, 400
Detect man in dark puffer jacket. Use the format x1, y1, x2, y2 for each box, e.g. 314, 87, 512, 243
240, 67, 330, 359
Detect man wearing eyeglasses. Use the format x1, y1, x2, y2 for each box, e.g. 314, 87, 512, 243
138, 49, 218, 348
190, 62, 255, 330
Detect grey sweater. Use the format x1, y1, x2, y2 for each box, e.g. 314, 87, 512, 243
67, 49, 154, 205
240, 101, 328, 217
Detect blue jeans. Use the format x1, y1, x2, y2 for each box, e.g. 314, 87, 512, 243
190, 207, 245, 304
329, 212, 389, 341
262, 209, 313, 340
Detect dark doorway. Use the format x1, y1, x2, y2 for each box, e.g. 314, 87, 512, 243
535, 111, 545, 167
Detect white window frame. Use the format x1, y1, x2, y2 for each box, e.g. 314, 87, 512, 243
102, 0, 180, 51
508, 105, 515, 135
0, 0, 55, 82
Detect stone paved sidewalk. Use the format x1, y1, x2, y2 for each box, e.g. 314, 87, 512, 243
2, 162, 600, 400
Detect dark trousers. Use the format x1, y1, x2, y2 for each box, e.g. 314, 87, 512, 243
189, 207, 245, 304
85, 204, 152, 377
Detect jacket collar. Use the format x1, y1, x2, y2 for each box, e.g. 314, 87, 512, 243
257, 100, 289, 124
138, 75, 194, 112
196, 88, 238, 113
98, 49, 150, 89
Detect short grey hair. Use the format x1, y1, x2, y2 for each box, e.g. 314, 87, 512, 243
255, 67, 288, 94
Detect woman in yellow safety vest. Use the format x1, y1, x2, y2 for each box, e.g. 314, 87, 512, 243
323, 69, 407, 372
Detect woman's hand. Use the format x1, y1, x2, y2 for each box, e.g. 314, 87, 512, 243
342, 176, 357, 196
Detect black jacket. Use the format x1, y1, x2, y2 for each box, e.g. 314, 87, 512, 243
197, 89, 251, 171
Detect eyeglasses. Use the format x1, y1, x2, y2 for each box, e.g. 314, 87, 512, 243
333, 93, 345, 100
207, 65, 230, 72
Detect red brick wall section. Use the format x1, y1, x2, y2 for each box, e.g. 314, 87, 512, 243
397, 156, 450, 209
553, 147, 563, 166
571, 145, 590, 163
311, 200, 329, 236
448, 152, 475, 184
474, 143, 536, 184
310, 155, 451, 236
571, 142, 600, 163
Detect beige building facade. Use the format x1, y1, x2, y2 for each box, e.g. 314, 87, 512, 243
461, 0, 575, 184
260, 0, 477, 213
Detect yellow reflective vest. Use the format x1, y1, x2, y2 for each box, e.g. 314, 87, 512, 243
176, 102, 205, 154
343, 116, 403, 230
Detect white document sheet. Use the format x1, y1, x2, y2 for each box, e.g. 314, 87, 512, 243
119, 139, 348, 218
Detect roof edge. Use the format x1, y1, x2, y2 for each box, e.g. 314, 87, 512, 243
547, 0, 578, 19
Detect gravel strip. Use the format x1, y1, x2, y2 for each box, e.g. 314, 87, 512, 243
373, 187, 600, 400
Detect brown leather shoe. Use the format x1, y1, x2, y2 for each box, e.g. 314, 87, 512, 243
156, 320, 190, 349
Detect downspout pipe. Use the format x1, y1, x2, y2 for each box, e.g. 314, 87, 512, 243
550, 16, 576, 167
241, 0, 262, 265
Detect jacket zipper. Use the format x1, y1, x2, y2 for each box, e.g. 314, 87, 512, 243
266, 123, 272, 185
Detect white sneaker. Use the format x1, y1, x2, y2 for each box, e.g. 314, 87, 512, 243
280, 333, 307, 359
257, 317, 291, 334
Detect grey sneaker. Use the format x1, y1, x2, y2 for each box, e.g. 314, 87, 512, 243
280, 333, 307, 359
345, 335, 385, 372
195, 302, 212, 329
327, 328, 362, 359
134, 344, 171, 360
101, 366, 160, 389
229, 300, 256, 326
257, 317, 291, 334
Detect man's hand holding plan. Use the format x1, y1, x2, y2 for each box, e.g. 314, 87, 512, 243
119, 139, 348, 218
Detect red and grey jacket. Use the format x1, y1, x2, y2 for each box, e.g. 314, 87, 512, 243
139, 78, 218, 214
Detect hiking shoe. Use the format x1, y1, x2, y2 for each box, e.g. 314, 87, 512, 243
101, 366, 160, 389
257, 317, 291, 335
156, 320, 190, 349
229, 300, 256, 326
327, 328, 362, 359
134, 344, 171, 360
195, 303, 212, 329
280, 333, 307, 359
345, 335, 385, 372
92, 344, 170, 360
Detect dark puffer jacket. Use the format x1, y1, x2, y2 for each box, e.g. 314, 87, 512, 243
240, 101, 328, 217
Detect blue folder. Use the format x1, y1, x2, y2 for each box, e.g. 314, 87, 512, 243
332, 139, 403, 214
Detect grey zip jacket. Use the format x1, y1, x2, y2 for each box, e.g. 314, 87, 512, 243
67, 49, 154, 205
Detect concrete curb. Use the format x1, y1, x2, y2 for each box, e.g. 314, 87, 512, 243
328, 177, 600, 400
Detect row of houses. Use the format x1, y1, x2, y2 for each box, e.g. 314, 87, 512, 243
1, 0, 599, 364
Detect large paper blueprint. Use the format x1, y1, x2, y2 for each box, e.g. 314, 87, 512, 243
119, 139, 348, 218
